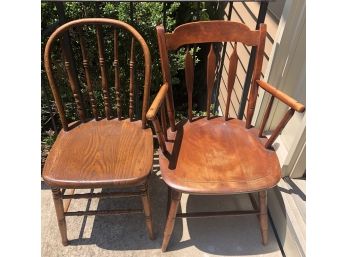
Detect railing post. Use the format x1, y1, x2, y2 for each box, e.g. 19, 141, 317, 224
237, 1, 268, 120
213, 1, 233, 115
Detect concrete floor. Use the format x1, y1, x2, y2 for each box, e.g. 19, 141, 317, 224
42, 164, 282, 257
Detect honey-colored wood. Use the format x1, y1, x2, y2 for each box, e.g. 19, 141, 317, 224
146, 83, 169, 121
257, 80, 305, 112
61, 42, 86, 122
246, 24, 267, 129
225, 42, 238, 121
206, 44, 216, 119
165, 21, 260, 51
78, 28, 98, 120
185, 48, 194, 122
258, 95, 274, 137
96, 25, 111, 120
52, 188, 68, 246
259, 191, 268, 245
150, 20, 305, 251
43, 18, 154, 245
156, 25, 176, 131
129, 37, 135, 119
159, 118, 281, 194
265, 108, 295, 149
113, 29, 122, 119
161, 190, 182, 252
43, 119, 153, 189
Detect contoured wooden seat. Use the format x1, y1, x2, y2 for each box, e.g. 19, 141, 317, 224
146, 21, 305, 251
43, 18, 154, 246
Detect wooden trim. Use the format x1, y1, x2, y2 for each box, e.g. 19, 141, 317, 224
65, 209, 143, 216
62, 191, 141, 199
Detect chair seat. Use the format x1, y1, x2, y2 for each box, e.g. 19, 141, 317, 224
159, 117, 281, 194
43, 119, 153, 189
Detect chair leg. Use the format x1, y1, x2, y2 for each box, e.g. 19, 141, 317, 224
52, 188, 68, 246
161, 189, 182, 252
259, 190, 268, 245
166, 186, 172, 217
140, 183, 155, 240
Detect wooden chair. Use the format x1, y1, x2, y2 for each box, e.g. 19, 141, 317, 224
43, 18, 154, 245
146, 21, 305, 251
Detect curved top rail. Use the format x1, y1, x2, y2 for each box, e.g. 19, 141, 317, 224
44, 18, 151, 129
164, 21, 261, 50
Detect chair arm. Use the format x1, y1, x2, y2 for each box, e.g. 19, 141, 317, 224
146, 83, 169, 121
256, 80, 305, 113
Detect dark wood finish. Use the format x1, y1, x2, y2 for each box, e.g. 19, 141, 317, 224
129, 37, 135, 119
161, 190, 182, 252
225, 42, 238, 121
151, 20, 305, 251
96, 25, 111, 120
176, 210, 259, 218
43, 18, 154, 245
113, 29, 122, 119
206, 44, 216, 119
185, 48, 194, 122
160, 103, 168, 140
78, 27, 98, 120
258, 95, 274, 137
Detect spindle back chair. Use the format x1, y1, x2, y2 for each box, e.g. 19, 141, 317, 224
146, 21, 305, 251
43, 18, 154, 246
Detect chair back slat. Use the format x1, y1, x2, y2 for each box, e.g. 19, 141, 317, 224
61, 41, 86, 122
113, 29, 122, 120
206, 44, 216, 119
184, 48, 194, 122
225, 42, 238, 121
78, 27, 98, 120
129, 38, 135, 120
258, 95, 274, 137
96, 25, 111, 120
246, 24, 267, 128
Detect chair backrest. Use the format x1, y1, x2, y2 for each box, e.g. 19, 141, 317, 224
156, 21, 266, 130
44, 18, 151, 131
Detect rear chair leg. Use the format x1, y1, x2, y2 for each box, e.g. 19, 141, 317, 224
140, 183, 154, 240
259, 190, 268, 245
162, 189, 182, 252
52, 188, 68, 246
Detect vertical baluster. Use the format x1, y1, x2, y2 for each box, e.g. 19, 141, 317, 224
225, 42, 238, 121
96, 25, 111, 120
113, 29, 122, 120
206, 43, 216, 119
129, 37, 135, 120
185, 47, 194, 122
258, 95, 274, 137
61, 40, 86, 122
78, 27, 98, 120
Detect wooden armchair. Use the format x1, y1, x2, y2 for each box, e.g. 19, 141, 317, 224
147, 21, 305, 251
43, 18, 154, 245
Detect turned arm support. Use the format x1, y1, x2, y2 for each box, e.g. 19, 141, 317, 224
256, 80, 305, 112
146, 83, 169, 153
146, 83, 169, 121
256, 80, 305, 149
